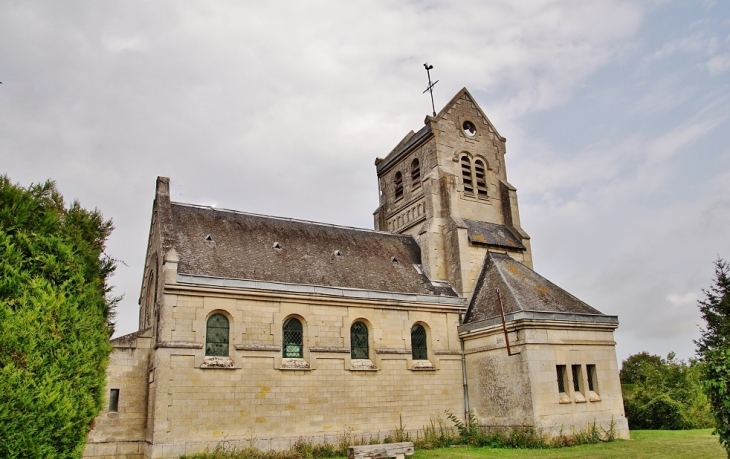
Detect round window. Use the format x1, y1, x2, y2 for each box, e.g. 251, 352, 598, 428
462, 121, 477, 137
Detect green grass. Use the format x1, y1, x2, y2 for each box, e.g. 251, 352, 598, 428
412, 430, 725, 459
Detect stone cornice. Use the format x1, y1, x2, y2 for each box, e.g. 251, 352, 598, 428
166, 275, 466, 313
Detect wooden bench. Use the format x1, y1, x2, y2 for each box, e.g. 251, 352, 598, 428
348, 442, 414, 459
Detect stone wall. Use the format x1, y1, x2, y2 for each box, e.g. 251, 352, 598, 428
461, 321, 629, 439
84, 334, 152, 458
145, 288, 466, 458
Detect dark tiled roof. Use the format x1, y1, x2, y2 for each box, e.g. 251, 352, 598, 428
464, 220, 525, 250
170, 203, 457, 297
463, 252, 602, 324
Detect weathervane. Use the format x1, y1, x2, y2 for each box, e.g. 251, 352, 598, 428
423, 62, 439, 116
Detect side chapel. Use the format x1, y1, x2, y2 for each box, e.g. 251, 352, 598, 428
84, 88, 629, 459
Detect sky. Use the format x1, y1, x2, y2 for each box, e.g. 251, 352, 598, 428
1, 0, 729, 364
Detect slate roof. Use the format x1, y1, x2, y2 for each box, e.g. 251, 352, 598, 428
464, 220, 525, 250
169, 203, 457, 297
463, 251, 603, 324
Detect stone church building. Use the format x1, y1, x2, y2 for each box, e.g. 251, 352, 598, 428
84, 89, 628, 458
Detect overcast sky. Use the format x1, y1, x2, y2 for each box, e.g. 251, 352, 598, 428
2, 0, 729, 363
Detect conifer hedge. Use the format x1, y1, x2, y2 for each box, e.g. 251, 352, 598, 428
0, 177, 117, 458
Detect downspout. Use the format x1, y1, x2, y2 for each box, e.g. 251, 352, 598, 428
459, 311, 470, 426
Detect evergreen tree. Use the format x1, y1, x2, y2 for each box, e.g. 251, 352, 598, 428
0, 176, 117, 458
696, 258, 730, 458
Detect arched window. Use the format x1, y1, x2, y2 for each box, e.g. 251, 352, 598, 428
411, 324, 427, 360
460, 155, 473, 195
205, 314, 229, 357
394, 172, 404, 200
411, 158, 421, 189
474, 159, 488, 197
282, 317, 303, 358
350, 321, 369, 359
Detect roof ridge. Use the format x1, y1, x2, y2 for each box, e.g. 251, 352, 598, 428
491, 252, 601, 314
170, 201, 415, 239
489, 252, 525, 312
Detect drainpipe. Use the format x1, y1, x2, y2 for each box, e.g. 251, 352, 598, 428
459, 312, 470, 426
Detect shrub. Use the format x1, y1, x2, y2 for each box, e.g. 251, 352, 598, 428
620, 352, 713, 430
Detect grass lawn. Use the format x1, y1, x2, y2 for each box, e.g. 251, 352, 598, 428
412, 430, 725, 459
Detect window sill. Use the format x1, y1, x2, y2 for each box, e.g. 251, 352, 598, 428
588, 391, 601, 402
349, 359, 378, 371
200, 356, 236, 369
461, 192, 490, 202
411, 360, 436, 371
279, 358, 311, 371
574, 392, 587, 403
558, 392, 571, 404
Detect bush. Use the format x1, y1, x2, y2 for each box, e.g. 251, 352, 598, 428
0, 177, 117, 458
620, 352, 713, 430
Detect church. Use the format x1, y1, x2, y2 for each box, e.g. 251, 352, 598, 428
84, 88, 629, 459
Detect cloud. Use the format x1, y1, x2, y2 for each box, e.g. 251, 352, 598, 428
2, 0, 729, 366
707, 53, 730, 75
646, 33, 719, 61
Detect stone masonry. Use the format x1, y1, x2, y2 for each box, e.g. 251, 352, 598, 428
84, 88, 628, 459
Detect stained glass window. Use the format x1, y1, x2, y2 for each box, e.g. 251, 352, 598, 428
350, 322, 369, 359
205, 313, 229, 357
411, 324, 427, 360
282, 317, 303, 358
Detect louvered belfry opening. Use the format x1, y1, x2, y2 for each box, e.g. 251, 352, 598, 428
394, 171, 404, 200
350, 322, 369, 359
474, 159, 488, 197
411, 158, 421, 189
411, 324, 427, 360
205, 313, 229, 357
282, 317, 303, 358
461, 155, 473, 195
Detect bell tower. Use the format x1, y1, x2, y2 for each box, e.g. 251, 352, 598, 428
373, 88, 531, 297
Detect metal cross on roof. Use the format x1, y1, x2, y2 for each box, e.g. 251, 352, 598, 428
422, 63, 439, 116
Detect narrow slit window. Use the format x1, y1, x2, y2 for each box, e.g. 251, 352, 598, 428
411, 324, 427, 360
205, 313, 229, 357
474, 159, 488, 197
411, 158, 421, 189
350, 322, 369, 360
587, 364, 597, 392
461, 156, 473, 195
282, 317, 303, 358
556, 365, 567, 393
572, 365, 582, 393
394, 172, 404, 200
109, 389, 120, 412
